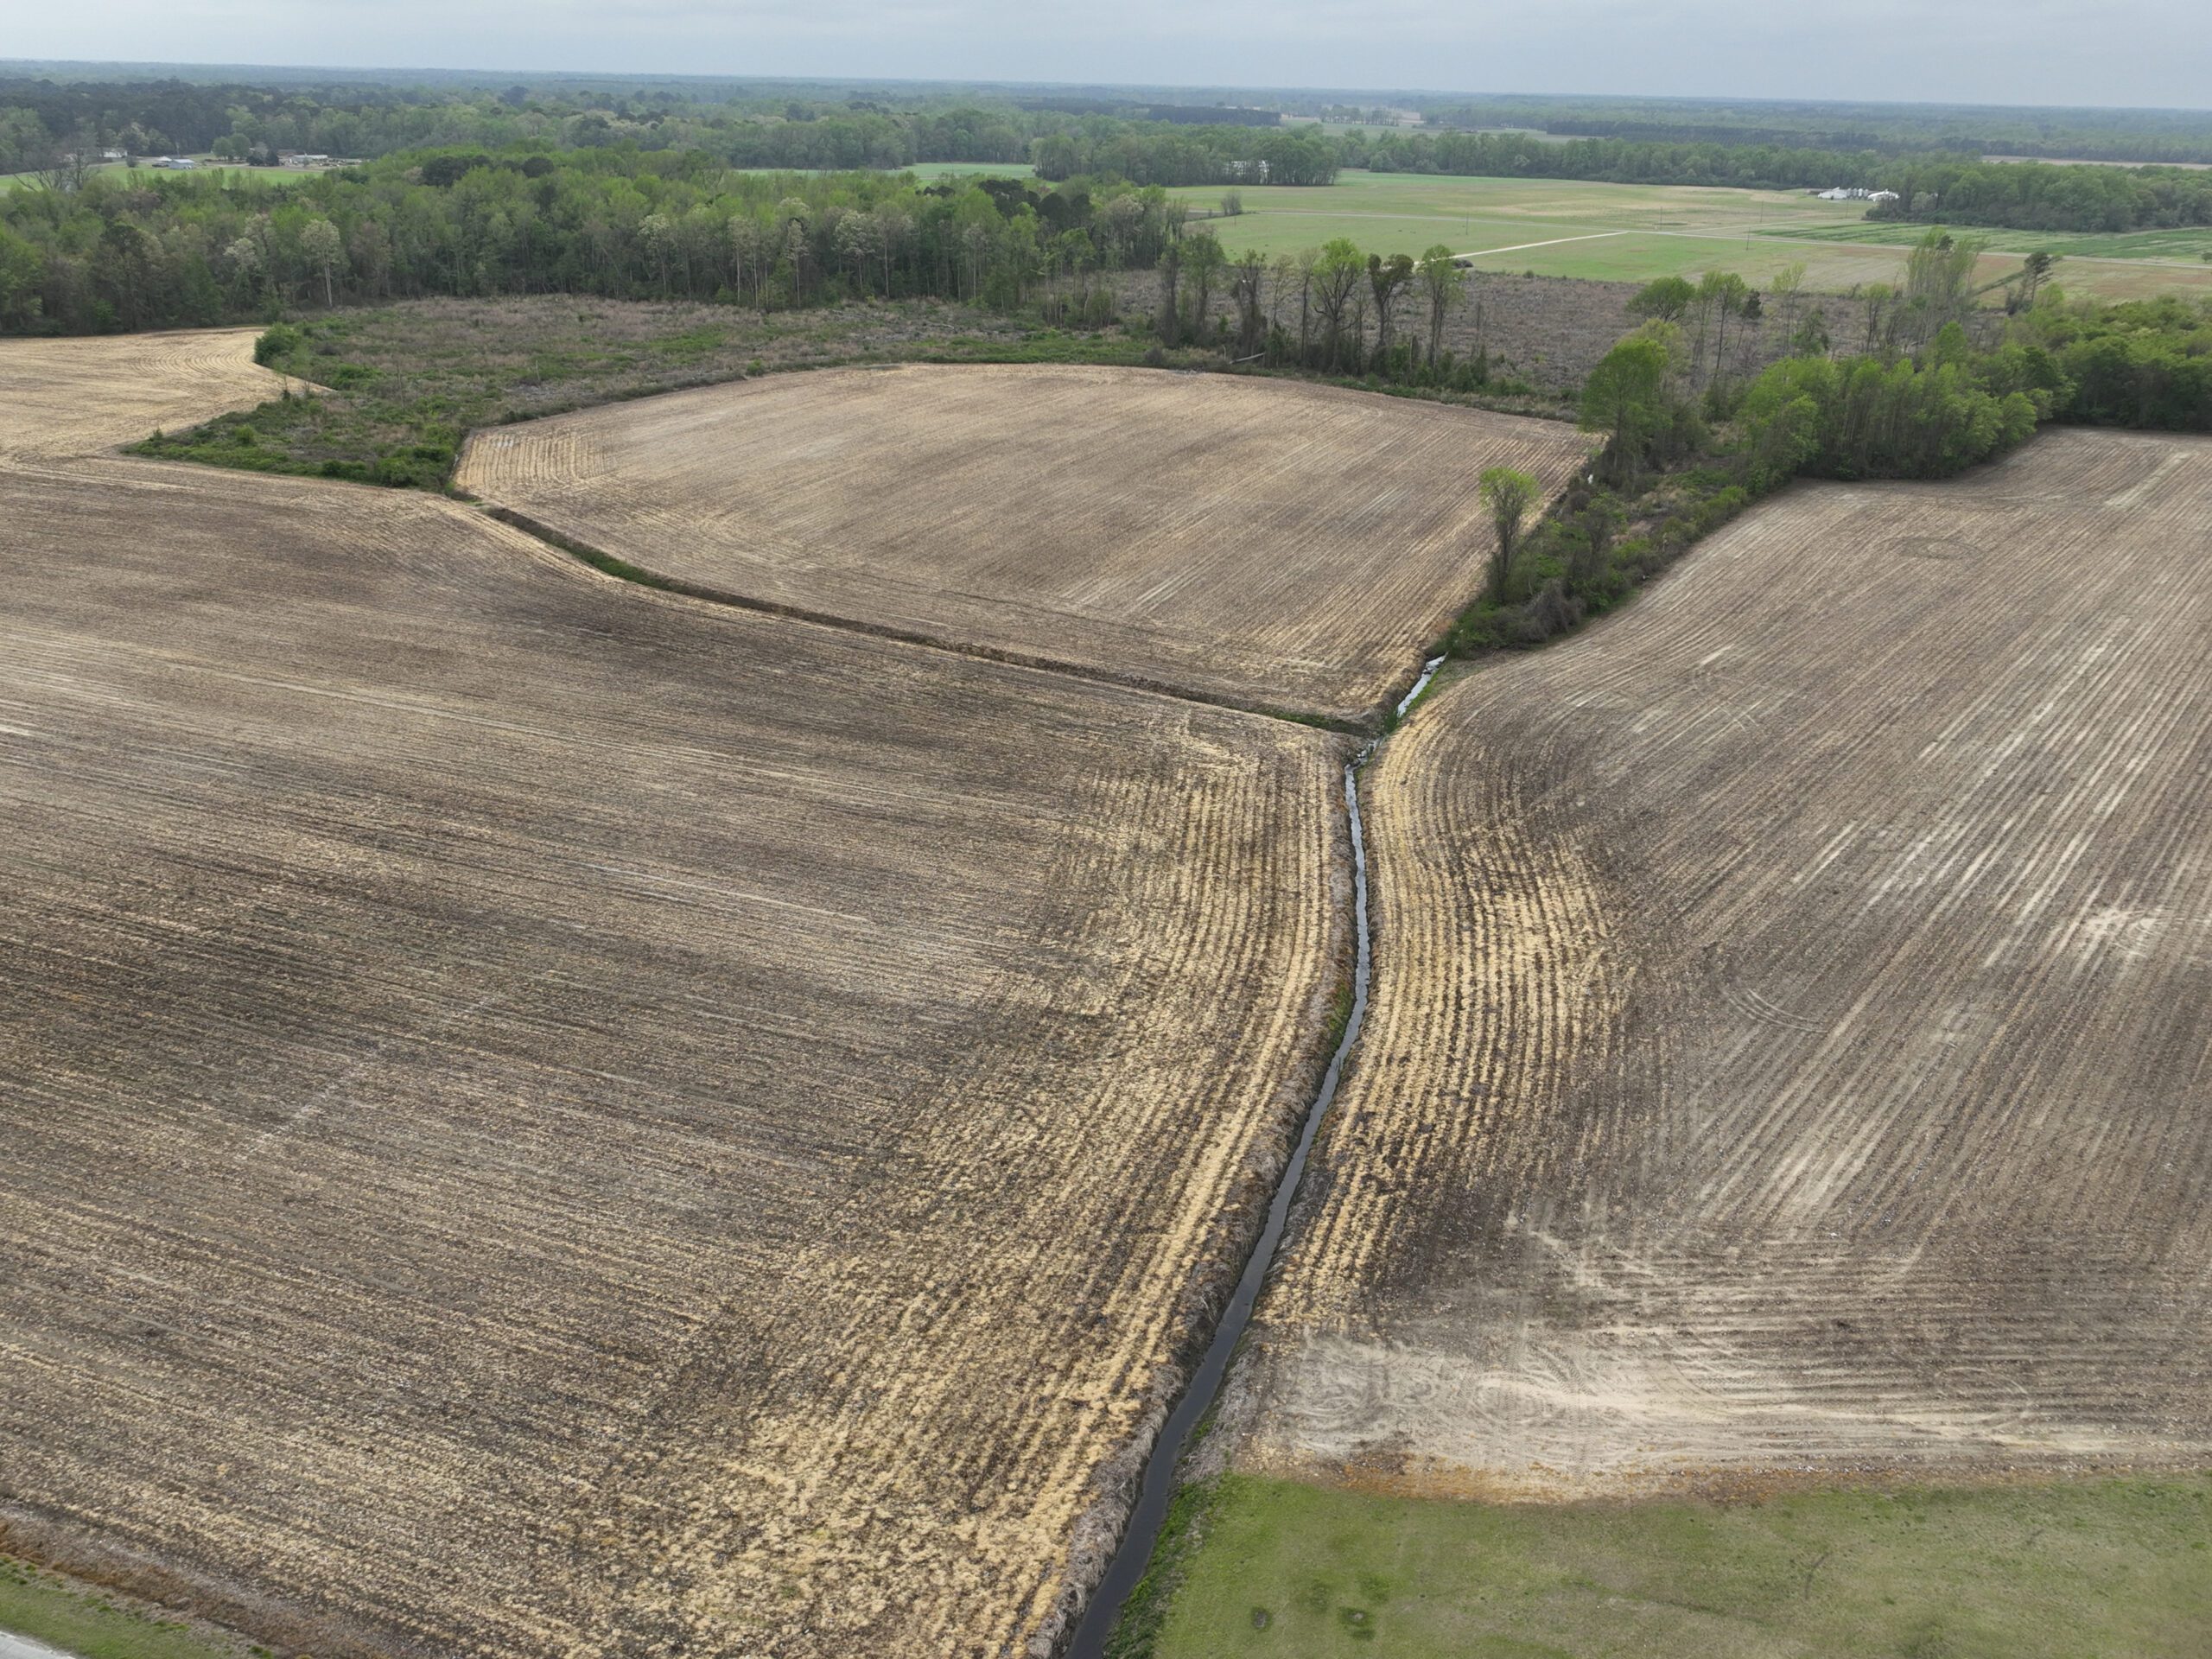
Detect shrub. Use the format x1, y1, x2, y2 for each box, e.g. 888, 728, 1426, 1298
253, 323, 303, 367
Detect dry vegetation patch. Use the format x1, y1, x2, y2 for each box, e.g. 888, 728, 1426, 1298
0, 337, 1349, 1656
457, 363, 1591, 723
1227, 429, 2212, 1498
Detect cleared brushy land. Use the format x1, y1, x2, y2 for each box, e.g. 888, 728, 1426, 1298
0, 338, 1349, 1657
456, 364, 1592, 724
1224, 429, 2212, 1498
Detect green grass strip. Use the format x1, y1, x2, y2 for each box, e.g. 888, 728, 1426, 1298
1138, 1471, 2212, 1658
0, 1556, 256, 1659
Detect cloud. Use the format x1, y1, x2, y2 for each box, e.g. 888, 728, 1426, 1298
10, 0, 2210, 107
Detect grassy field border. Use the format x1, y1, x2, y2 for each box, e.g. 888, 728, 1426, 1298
1128, 1471, 2212, 1658
0, 1554, 260, 1659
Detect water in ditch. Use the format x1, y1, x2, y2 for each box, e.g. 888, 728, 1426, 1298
1065, 653, 1443, 1657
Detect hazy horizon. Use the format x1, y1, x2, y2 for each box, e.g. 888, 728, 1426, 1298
10, 0, 2211, 111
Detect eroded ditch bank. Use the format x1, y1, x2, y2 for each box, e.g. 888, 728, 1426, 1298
1065, 656, 1445, 1658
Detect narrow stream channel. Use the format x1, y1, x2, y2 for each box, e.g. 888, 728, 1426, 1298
1065, 654, 1444, 1657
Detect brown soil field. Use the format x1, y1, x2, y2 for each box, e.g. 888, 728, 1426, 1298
0, 330, 281, 460
1223, 428, 2212, 1500
454, 364, 1592, 725
0, 337, 1351, 1656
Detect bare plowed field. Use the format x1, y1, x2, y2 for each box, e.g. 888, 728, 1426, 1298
0, 330, 282, 461
455, 364, 1590, 724
0, 340, 1349, 1656
1227, 429, 2212, 1497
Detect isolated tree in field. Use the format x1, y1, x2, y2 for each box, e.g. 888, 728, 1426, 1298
1478, 466, 1541, 602
2013, 251, 2056, 312
1416, 245, 1465, 368
1580, 326, 1674, 483
1308, 238, 1364, 371
1367, 251, 1414, 359
1627, 275, 1694, 323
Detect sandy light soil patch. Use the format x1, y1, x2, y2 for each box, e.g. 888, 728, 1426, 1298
1224, 428, 2212, 1500
455, 364, 1592, 724
0, 340, 1347, 1657
0, 330, 283, 461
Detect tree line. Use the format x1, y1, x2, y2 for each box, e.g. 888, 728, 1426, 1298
0, 148, 1193, 334
13, 73, 2210, 239
0, 82, 1051, 176
1100, 124, 2212, 235
1458, 255, 2210, 653
1030, 124, 1338, 187
1405, 93, 2212, 168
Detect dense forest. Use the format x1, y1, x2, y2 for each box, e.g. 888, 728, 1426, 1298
0, 147, 1185, 333
1406, 93, 2212, 166
0, 77, 1043, 172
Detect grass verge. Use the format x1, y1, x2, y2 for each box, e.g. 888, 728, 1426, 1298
1133, 1471, 2212, 1658
0, 1555, 258, 1659
1105, 1478, 1224, 1659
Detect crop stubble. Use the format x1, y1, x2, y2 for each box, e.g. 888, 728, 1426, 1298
1228, 429, 2212, 1497
455, 364, 1592, 724
0, 337, 1349, 1655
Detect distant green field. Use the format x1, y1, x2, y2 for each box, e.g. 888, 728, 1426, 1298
0, 159, 310, 191
1763, 219, 2212, 263
731, 161, 1033, 182
903, 160, 1034, 181
1170, 171, 2212, 300
1137, 1473, 2212, 1659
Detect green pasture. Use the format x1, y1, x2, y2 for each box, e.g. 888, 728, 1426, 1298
1169, 171, 2212, 299
1, 1554, 254, 1659
903, 160, 1034, 181
1, 160, 311, 191
1132, 1472, 2212, 1659
1764, 219, 2212, 263
729, 161, 1033, 182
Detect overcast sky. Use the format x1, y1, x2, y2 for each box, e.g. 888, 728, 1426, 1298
14, 0, 2211, 109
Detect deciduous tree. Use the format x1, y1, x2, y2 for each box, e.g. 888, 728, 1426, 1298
1478, 465, 1541, 602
